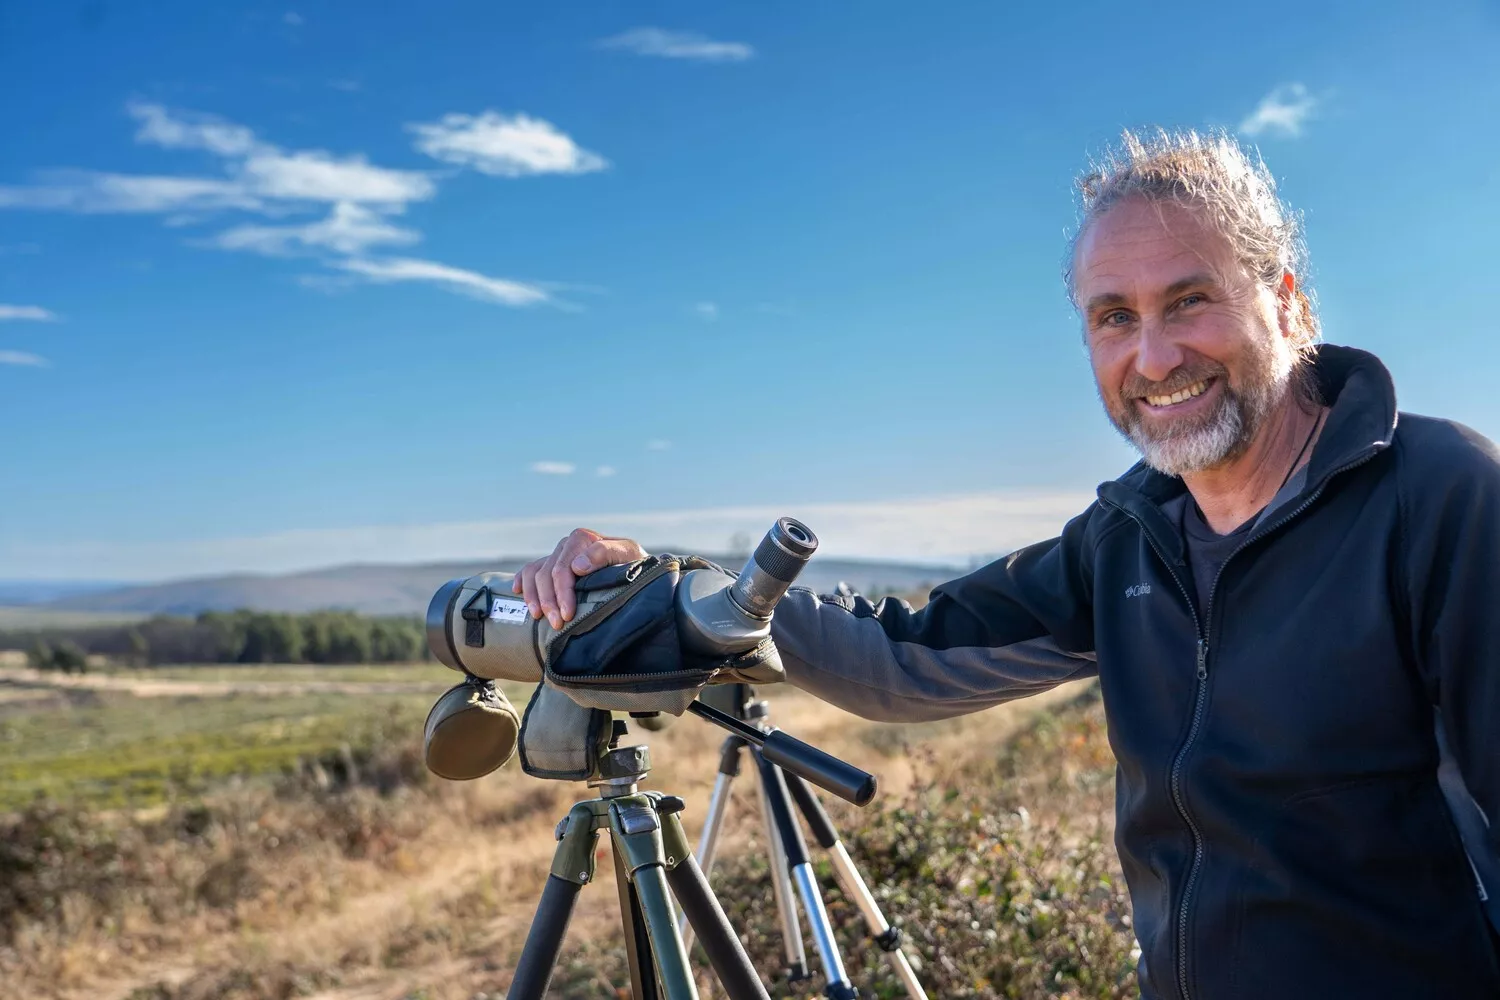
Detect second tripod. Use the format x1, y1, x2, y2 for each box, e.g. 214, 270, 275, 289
682, 685, 928, 999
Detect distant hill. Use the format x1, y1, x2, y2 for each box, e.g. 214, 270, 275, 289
36, 555, 965, 617
0, 580, 130, 606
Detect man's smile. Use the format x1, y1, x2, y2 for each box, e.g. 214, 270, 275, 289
1136, 376, 1219, 414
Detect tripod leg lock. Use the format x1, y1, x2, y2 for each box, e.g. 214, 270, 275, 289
549, 801, 604, 885
825, 984, 861, 999
874, 926, 903, 952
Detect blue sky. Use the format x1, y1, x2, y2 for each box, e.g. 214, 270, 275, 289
2, 2, 1498, 580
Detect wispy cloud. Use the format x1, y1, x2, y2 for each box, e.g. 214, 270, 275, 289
595, 465, 617, 478
129, 99, 260, 157
597, 27, 754, 63
0, 242, 41, 255
283, 11, 303, 26
692, 301, 718, 320
328, 79, 361, 93
1, 103, 432, 215
333, 257, 553, 306
0, 101, 599, 308
0, 170, 264, 214
530, 461, 576, 475
212, 202, 420, 256
646, 439, 671, 451
408, 111, 608, 178
1239, 83, 1319, 138
0, 350, 48, 367
0, 305, 58, 322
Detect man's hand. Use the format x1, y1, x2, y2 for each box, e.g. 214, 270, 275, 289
512, 529, 649, 630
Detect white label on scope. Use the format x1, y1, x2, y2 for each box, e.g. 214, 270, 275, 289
489, 597, 530, 624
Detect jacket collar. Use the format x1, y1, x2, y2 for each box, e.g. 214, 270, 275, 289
1095, 344, 1399, 561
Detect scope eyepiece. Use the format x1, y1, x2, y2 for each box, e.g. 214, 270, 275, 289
729, 517, 820, 620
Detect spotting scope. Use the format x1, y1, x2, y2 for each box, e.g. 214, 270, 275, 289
421, 517, 819, 780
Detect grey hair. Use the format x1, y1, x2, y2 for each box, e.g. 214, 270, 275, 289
1064, 128, 1320, 358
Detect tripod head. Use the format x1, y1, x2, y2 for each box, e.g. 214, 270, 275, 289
577, 696, 877, 807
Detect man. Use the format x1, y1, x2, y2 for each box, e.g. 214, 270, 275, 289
512, 130, 1500, 999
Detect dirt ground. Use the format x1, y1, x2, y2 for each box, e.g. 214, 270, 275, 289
13, 672, 1091, 1000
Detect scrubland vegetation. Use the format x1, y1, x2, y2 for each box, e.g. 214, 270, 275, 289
1, 652, 1131, 999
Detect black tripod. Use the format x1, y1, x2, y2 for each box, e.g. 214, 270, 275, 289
506, 699, 879, 1000
682, 685, 928, 999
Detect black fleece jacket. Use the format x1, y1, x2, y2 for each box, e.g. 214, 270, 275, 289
773, 345, 1500, 999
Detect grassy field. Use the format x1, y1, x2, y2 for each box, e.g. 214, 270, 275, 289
0, 607, 150, 628
0, 690, 429, 812
91, 662, 457, 684
0, 657, 1129, 1000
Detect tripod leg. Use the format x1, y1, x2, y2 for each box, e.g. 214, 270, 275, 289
508, 876, 585, 1000
611, 795, 700, 1000
507, 804, 600, 1000
754, 745, 810, 982
614, 844, 661, 1000
755, 752, 859, 999
697, 734, 746, 876
680, 734, 746, 951
660, 806, 771, 1000
785, 771, 929, 1000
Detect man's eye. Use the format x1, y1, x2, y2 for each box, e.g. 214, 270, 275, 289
1101, 310, 1131, 326
1177, 293, 1205, 308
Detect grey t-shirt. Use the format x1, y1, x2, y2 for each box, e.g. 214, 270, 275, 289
1178, 465, 1309, 616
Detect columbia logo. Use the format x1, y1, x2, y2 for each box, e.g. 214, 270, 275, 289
1124, 584, 1152, 599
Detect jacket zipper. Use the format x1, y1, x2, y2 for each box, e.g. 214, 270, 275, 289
1098, 448, 1379, 1000
1123, 524, 1208, 1000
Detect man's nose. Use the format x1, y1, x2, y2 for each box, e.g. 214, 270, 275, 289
1133, 320, 1185, 384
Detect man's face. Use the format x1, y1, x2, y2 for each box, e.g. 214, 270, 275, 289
1073, 197, 1296, 476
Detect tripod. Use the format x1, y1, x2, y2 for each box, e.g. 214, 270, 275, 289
506, 700, 880, 1000
682, 685, 928, 999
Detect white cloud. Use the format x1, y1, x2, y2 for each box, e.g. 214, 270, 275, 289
530, 461, 576, 475
283, 11, 303, 26
646, 439, 671, 451
333, 256, 553, 307
0, 350, 48, 367
0, 101, 597, 308
128, 100, 261, 157
0, 170, 264, 213
329, 79, 361, 93
0, 305, 58, 322
239, 149, 434, 205
1, 105, 433, 217
595, 465, 617, 478
1, 489, 1093, 580
211, 202, 421, 256
408, 111, 608, 178
597, 28, 754, 63
1239, 83, 1318, 138
693, 301, 718, 320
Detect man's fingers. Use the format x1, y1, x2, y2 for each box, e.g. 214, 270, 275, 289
531, 562, 560, 629
570, 537, 648, 574
513, 531, 646, 627
516, 561, 544, 619
552, 558, 582, 623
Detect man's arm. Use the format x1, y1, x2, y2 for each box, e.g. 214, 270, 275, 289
772, 505, 1100, 722
1401, 419, 1500, 873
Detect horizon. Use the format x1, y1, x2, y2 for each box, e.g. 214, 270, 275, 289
4, 3, 1497, 581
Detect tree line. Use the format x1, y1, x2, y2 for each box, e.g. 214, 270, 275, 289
4, 610, 433, 668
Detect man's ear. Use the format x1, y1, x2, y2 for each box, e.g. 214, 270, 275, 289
1275, 271, 1298, 339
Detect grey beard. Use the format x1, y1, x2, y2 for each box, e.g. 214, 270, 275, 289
1123, 373, 1287, 477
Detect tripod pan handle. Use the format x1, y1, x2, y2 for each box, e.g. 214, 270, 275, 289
761, 731, 877, 806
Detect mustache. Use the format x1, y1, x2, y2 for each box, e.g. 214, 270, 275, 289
1120, 363, 1228, 400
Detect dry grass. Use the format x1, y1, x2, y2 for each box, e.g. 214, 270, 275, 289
1, 676, 1104, 1000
